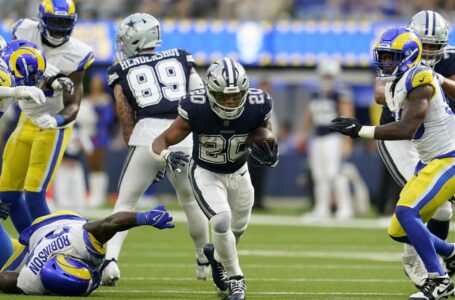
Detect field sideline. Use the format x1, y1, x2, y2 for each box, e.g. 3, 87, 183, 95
3, 205, 441, 300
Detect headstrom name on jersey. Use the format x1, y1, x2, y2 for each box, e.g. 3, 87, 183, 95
119, 49, 181, 71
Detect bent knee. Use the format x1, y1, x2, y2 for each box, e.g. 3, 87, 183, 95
210, 212, 231, 234
432, 202, 453, 221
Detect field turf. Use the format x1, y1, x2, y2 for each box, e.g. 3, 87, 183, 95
2, 208, 430, 300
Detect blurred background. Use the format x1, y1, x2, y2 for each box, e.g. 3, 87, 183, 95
0, 0, 452, 219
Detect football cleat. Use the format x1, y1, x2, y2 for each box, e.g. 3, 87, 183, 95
227, 275, 246, 300
196, 259, 210, 280
100, 258, 120, 286
408, 273, 455, 300
444, 244, 455, 277
203, 243, 228, 291
403, 253, 427, 288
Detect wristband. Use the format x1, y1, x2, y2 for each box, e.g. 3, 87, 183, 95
54, 114, 65, 126
135, 211, 148, 225
358, 126, 376, 139
149, 146, 169, 162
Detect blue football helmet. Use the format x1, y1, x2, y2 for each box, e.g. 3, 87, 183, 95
373, 27, 422, 81
1, 40, 46, 86
38, 0, 77, 46
40, 255, 101, 296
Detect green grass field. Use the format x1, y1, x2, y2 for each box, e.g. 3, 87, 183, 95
2, 207, 432, 300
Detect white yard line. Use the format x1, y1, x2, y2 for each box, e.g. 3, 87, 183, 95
122, 249, 401, 262
119, 276, 407, 283
100, 289, 407, 297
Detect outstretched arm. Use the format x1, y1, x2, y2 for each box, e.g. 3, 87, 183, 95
329, 84, 433, 140
83, 204, 174, 244
0, 271, 20, 294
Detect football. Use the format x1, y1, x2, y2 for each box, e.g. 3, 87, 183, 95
246, 127, 277, 149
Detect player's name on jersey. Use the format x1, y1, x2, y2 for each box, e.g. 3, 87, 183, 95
119, 49, 180, 70
28, 234, 71, 275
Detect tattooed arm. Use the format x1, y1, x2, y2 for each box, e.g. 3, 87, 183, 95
114, 84, 135, 144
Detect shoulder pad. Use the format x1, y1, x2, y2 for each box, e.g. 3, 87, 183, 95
11, 18, 36, 38
405, 66, 436, 92
107, 64, 121, 87
247, 88, 273, 121
177, 48, 195, 64
76, 51, 95, 72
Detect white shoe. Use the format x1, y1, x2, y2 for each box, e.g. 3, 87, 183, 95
409, 273, 455, 300
196, 259, 210, 280
101, 259, 120, 286
403, 253, 427, 288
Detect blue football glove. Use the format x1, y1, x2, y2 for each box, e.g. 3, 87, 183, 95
0, 202, 10, 220
136, 204, 175, 229
249, 140, 279, 167
152, 168, 166, 184
163, 151, 189, 175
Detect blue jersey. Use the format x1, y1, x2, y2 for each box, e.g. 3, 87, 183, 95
179, 88, 273, 174
380, 48, 455, 125
107, 48, 195, 121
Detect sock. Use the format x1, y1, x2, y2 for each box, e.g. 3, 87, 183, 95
395, 206, 445, 275
432, 235, 454, 258
212, 229, 242, 277
1, 192, 32, 232
427, 219, 450, 240
0, 223, 13, 268
24, 191, 50, 221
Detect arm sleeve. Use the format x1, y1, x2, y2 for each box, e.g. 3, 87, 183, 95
107, 64, 121, 89
178, 96, 192, 121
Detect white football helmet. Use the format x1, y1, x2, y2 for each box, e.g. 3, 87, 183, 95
408, 10, 449, 67
206, 58, 250, 120
317, 58, 341, 77
116, 13, 161, 61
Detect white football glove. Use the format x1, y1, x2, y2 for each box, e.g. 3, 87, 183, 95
32, 114, 57, 130
48, 76, 74, 95
13, 86, 46, 105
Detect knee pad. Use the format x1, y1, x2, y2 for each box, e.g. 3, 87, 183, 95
210, 212, 231, 234
432, 201, 453, 221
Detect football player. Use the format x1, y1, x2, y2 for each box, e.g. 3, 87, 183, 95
0, 39, 48, 269
151, 57, 279, 300
298, 59, 355, 220
374, 10, 455, 288
0, 0, 94, 231
330, 27, 455, 300
101, 13, 209, 285
0, 204, 174, 295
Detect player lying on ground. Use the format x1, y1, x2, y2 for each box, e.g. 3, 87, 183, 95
0, 203, 174, 296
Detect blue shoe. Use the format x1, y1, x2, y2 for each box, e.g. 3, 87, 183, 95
203, 243, 228, 291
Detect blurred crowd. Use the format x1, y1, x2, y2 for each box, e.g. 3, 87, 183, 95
1, 0, 455, 21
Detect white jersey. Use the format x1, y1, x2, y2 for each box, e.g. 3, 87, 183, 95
11, 211, 105, 295
385, 65, 455, 163
12, 19, 94, 119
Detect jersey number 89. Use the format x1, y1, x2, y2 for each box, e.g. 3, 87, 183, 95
127, 58, 186, 107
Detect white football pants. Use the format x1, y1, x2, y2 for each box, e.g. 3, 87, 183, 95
308, 133, 353, 218
188, 160, 254, 277
105, 146, 209, 262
